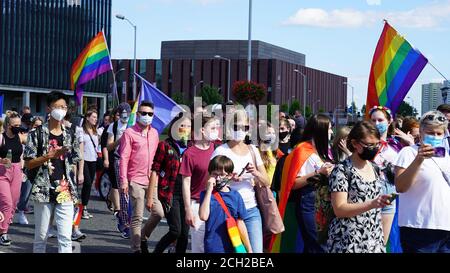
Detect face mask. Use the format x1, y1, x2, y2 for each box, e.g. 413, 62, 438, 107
279, 131, 289, 141
120, 113, 129, 123
376, 122, 388, 135
205, 130, 219, 142
215, 176, 231, 191
423, 134, 444, 148
11, 126, 21, 135
231, 130, 247, 141
138, 115, 153, 126
51, 109, 67, 122
358, 145, 379, 161
263, 134, 276, 145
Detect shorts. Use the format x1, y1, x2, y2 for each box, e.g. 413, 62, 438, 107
381, 179, 396, 214
108, 158, 120, 189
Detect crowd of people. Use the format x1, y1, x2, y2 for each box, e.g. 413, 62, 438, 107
0, 90, 449, 253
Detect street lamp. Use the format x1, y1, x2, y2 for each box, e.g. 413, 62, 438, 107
116, 14, 137, 101
314, 99, 321, 114
194, 80, 204, 98
343, 82, 355, 117
294, 69, 307, 116
247, 0, 252, 81
112, 68, 126, 103
214, 55, 231, 101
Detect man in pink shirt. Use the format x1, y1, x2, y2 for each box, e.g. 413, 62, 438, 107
119, 101, 159, 253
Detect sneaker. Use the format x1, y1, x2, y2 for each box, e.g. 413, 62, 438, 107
82, 209, 93, 220
71, 230, 87, 241
121, 227, 130, 239
140, 240, 149, 254
17, 211, 29, 225
47, 227, 57, 238
0, 234, 11, 246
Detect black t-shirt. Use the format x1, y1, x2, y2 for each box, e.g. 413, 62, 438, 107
0, 133, 23, 163
49, 133, 65, 201
278, 142, 291, 155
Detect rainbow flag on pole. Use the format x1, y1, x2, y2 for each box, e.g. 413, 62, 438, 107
366, 21, 428, 117
70, 31, 112, 105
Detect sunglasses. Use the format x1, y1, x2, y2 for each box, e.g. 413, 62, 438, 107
424, 114, 446, 123
138, 111, 154, 117
233, 125, 250, 132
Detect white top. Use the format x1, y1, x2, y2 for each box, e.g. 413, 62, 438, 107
75, 126, 84, 143
211, 143, 264, 210
374, 143, 399, 181
107, 120, 128, 153
297, 153, 324, 177
82, 132, 99, 162
394, 145, 450, 231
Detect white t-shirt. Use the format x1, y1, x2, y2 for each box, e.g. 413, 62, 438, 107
297, 154, 324, 177
82, 132, 99, 162
211, 143, 264, 210
107, 120, 128, 153
395, 145, 450, 231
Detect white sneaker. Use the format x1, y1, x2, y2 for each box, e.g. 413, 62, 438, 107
17, 211, 29, 225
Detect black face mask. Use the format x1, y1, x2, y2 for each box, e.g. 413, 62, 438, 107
358, 146, 379, 161
279, 131, 289, 141
11, 127, 21, 135
215, 177, 230, 191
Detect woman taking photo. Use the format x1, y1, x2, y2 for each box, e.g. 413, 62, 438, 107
211, 108, 269, 253
327, 121, 391, 253
394, 111, 450, 253
0, 112, 27, 246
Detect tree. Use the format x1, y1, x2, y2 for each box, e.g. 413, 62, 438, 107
397, 101, 418, 117
305, 105, 312, 118
318, 108, 325, 113
289, 100, 300, 116
361, 104, 366, 116
171, 91, 187, 105
280, 103, 289, 114
199, 85, 223, 105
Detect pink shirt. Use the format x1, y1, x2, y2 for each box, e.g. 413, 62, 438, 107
119, 124, 159, 186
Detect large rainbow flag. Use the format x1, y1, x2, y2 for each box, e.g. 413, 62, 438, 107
70, 31, 112, 104
270, 141, 315, 253
366, 21, 428, 117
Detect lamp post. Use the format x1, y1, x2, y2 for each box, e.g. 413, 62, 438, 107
112, 68, 125, 104
247, 0, 252, 81
314, 99, 321, 114
194, 80, 204, 98
116, 14, 137, 100
343, 82, 355, 117
294, 69, 307, 116
214, 55, 231, 101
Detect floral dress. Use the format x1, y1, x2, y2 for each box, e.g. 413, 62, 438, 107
327, 158, 385, 253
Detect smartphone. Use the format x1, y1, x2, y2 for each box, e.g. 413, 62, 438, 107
388, 193, 399, 204
433, 147, 446, 158
238, 162, 250, 177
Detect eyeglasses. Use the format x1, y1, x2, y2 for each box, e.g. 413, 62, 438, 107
52, 106, 68, 110
423, 114, 446, 123
138, 111, 154, 117
359, 140, 381, 149
233, 125, 250, 132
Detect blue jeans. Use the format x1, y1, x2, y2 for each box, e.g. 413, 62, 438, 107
381, 180, 396, 214
400, 227, 450, 253
17, 179, 32, 211
243, 206, 263, 253
296, 189, 325, 253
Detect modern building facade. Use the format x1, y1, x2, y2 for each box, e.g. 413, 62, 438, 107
113, 40, 347, 113
0, 0, 112, 116
442, 80, 449, 105
422, 82, 444, 114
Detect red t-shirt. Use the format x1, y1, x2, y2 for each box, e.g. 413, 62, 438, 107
179, 143, 215, 201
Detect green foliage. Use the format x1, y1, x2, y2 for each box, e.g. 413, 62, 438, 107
397, 101, 418, 117
171, 91, 187, 105
280, 103, 289, 113
318, 108, 325, 113
305, 105, 312, 118
200, 85, 223, 105
289, 100, 300, 116
232, 81, 267, 104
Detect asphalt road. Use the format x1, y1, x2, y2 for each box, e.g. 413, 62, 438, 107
0, 194, 183, 253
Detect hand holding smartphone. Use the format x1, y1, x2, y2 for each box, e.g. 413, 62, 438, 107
387, 193, 399, 204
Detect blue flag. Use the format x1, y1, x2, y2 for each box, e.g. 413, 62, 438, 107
133, 73, 184, 134
0, 95, 3, 116
386, 198, 403, 253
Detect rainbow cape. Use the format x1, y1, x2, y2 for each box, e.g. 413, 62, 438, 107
70, 31, 112, 105
270, 141, 315, 253
366, 21, 428, 117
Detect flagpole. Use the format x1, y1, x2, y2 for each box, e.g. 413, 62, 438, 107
101, 29, 119, 107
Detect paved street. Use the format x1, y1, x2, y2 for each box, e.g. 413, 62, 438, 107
0, 194, 182, 253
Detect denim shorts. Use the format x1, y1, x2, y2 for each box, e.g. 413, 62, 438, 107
380, 179, 396, 214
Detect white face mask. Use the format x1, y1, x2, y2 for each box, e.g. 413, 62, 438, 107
120, 113, 129, 123
231, 130, 247, 141
51, 109, 67, 122
138, 115, 153, 126
205, 130, 219, 141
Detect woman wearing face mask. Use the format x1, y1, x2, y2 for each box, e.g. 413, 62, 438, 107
394, 111, 450, 253
179, 115, 220, 253
211, 109, 270, 253
277, 118, 292, 157
369, 106, 402, 244
149, 113, 192, 253
0, 112, 27, 246
327, 121, 391, 253
79, 109, 99, 220
257, 121, 277, 186
272, 114, 334, 253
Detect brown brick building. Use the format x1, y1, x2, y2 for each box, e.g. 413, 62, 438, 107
112, 40, 347, 113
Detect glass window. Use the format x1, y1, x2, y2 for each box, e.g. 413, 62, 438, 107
155, 60, 162, 89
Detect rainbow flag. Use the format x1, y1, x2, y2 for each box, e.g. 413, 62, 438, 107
366, 21, 428, 117
270, 141, 315, 253
70, 31, 112, 104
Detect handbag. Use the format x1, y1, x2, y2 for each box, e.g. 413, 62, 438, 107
213, 192, 247, 253
247, 145, 285, 235
87, 133, 104, 171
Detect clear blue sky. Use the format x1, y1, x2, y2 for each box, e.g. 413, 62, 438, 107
111, 0, 450, 113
